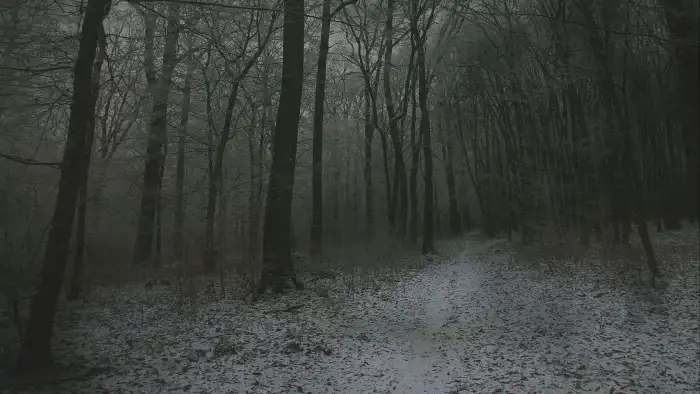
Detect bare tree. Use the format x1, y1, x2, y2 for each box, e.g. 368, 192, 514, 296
659, 0, 699, 221
202, 7, 277, 272
174, 22, 197, 263
133, 5, 181, 267
13, 0, 111, 373
310, 0, 358, 257
67, 21, 109, 301
257, 0, 306, 294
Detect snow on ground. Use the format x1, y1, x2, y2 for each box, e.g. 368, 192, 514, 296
1, 234, 698, 393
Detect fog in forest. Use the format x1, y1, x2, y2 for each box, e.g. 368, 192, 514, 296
0, 0, 698, 392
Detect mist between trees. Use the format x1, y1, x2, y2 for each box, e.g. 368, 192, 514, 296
0, 0, 697, 377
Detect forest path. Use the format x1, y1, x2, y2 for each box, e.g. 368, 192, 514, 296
328, 238, 496, 393
3, 235, 697, 393
299, 236, 698, 393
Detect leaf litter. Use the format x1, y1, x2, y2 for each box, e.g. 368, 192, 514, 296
0, 234, 697, 393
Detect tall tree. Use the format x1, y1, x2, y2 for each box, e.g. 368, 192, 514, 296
382, 0, 410, 235
412, 0, 437, 254
257, 0, 305, 294
659, 0, 699, 220
174, 25, 196, 264
343, 0, 385, 238
13, 0, 111, 373
132, 5, 180, 267
202, 10, 276, 272
67, 21, 108, 301
248, 52, 273, 259
310, 0, 333, 257
310, 0, 358, 257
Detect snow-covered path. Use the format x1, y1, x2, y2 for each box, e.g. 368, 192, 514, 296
3, 236, 698, 393
307, 238, 699, 393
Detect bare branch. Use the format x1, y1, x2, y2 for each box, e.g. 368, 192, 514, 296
0, 152, 62, 169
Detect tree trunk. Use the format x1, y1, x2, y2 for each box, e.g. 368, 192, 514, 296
13, 0, 110, 373
310, 0, 332, 257
378, 128, 393, 228
637, 217, 661, 278
204, 82, 240, 272
443, 140, 461, 236
363, 85, 374, 237
174, 30, 194, 263
249, 56, 271, 258
383, 0, 408, 236
257, 0, 305, 295
408, 72, 421, 243
133, 6, 180, 266
67, 23, 107, 301
247, 101, 262, 260
154, 156, 165, 267
418, 41, 434, 254
660, 0, 699, 220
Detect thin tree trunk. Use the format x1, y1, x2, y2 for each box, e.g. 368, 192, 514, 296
204, 83, 240, 271
363, 85, 374, 237
247, 101, 261, 259
257, 0, 305, 295
408, 70, 421, 243
13, 0, 110, 373
154, 149, 165, 267
418, 39, 434, 254
383, 0, 408, 236
310, 0, 332, 257
133, 6, 180, 266
637, 215, 661, 278
443, 137, 461, 236
378, 128, 393, 228
174, 30, 195, 263
249, 56, 271, 258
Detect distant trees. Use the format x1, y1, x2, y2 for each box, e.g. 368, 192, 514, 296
201, 6, 277, 272
3, 0, 697, 373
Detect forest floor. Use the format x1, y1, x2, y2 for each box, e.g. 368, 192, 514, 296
1, 229, 698, 393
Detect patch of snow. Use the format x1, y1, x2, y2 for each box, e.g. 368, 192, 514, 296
2, 236, 698, 393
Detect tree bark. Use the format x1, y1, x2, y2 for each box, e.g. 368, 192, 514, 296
660, 0, 699, 220
174, 30, 194, 263
247, 100, 262, 260
408, 70, 421, 243
418, 38, 434, 254
67, 23, 107, 301
363, 84, 374, 237
310, 0, 332, 257
443, 134, 461, 236
13, 0, 110, 373
382, 0, 408, 236
249, 56, 272, 258
257, 0, 305, 295
133, 6, 180, 266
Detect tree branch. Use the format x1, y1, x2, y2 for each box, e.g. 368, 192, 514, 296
0, 152, 62, 169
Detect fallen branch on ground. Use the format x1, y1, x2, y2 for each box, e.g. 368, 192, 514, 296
263, 304, 305, 314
